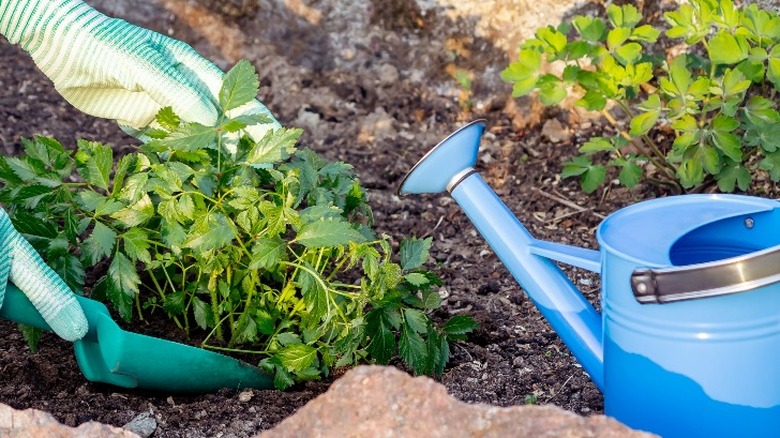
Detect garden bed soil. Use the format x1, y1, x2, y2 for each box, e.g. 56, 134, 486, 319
1, 0, 771, 437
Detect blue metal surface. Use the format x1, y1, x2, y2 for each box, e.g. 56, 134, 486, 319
400, 121, 780, 437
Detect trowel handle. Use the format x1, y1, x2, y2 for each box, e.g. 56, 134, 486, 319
631, 244, 780, 304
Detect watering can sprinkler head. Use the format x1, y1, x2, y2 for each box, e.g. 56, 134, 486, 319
398, 120, 486, 196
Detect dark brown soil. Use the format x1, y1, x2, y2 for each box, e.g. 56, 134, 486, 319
0, 0, 755, 437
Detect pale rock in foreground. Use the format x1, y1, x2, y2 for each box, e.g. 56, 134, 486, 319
0, 403, 139, 438
260, 366, 656, 438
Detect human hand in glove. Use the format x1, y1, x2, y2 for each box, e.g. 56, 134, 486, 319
0, 209, 87, 341
0, 0, 280, 139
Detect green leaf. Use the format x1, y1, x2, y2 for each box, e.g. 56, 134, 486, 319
760, 151, 780, 181
607, 4, 642, 28
399, 323, 427, 374
443, 315, 478, 339
47, 248, 85, 294
630, 25, 660, 43
573, 16, 607, 43
83, 221, 117, 265
365, 308, 397, 364
535, 26, 567, 55
561, 156, 606, 193
277, 343, 318, 374
576, 90, 607, 111
156, 106, 180, 131
579, 137, 613, 153
75, 140, 112, 190
158, 123, 218, 152
219, 59, 260, 112
244, 128, 302, 168
614, 158, 643, 188
404, 272, 430, 287
182, 212, 234, 251
768, 46, 780, 90
629, 109, 660, 137
122, 228, 152, 264
500, 49, 542, 96
707, 32, 748, 65
537, 76, 567, 105
716, 162, 751, 192
111, 194, 153, 227
192, 298, 212, 330
10, 212, 56, 240
249, 237, 287, 270
607, 27, 631, 51
296, 218, 366, 248
403, 308, 428, 334
399, 237, 433, 271
615, 42, 642, 65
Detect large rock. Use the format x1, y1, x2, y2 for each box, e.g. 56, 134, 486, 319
0, 403, 138, 438
261, 366, 655, 437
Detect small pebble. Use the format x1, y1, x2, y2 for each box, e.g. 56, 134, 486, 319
238, 390, 254, 402
122, 412, 157, 438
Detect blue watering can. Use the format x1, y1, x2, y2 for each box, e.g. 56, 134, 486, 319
399, 120, 780, 437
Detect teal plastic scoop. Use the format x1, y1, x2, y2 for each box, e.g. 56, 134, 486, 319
0, 283, 272, 392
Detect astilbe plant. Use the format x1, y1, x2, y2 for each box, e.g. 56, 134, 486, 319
501, 0, 780, 193
0, 60, 476, 389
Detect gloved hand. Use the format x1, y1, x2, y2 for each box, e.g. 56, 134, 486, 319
0, 209, 87, 341
0, 0, 280, 139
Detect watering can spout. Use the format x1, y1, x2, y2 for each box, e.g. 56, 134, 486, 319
400, 121, 605, 390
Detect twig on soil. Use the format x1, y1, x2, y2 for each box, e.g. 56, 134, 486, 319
543, 374, 574, 403
421, 215, 445, 238
532, 188, 605, 220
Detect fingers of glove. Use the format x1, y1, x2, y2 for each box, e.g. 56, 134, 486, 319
9, 234, 88, 341
0, 210, 87, 341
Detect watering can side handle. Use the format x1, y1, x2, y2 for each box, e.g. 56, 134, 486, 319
631, 244, 780, 304
528, 241, 601, 272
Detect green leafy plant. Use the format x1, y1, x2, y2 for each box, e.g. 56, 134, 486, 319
0, 60, 475, 388
501, 0, 780, 193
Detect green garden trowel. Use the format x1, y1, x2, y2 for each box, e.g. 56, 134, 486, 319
0, 283, 273, 392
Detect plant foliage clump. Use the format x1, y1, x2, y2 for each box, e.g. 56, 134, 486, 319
0, 60, 475, 389
501, 0, 780, 193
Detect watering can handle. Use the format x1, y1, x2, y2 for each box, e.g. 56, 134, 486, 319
631, 244, 780, 304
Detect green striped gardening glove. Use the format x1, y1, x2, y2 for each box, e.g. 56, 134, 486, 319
0, 0, 280, 139
0, 209, 87, 341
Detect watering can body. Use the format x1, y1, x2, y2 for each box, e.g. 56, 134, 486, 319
400, 121, 780, 437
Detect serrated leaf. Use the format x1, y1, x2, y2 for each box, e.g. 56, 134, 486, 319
156, 106, 180, 131
298, 268, 330, 325
111, 194, 153, 227
365, 308, 396, 364
296, 217, 366, 248
107, 254, 139, 321
244, 128, 302, 168
614, 42, 642, 65
404, 272, 430, 287
277, 343, 318, 374
399, 323, 427, 374
163, 291, 185, 315
399, 237, 432, 270
182, 212, 234, 251
219, 59, 260, 112
192, 297, 212, 330
10, 211, 57, 239
159, 123, 217, 152
122, 228, 152, 264
403, 308, 428, 334
443, 315, 478, 338
760, 151, 780, 181
249, 237, 287, 270
233, 316, 259, 344
83, 221, 117, 265
75, 140, 112, 190
535, 26, 567, 55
